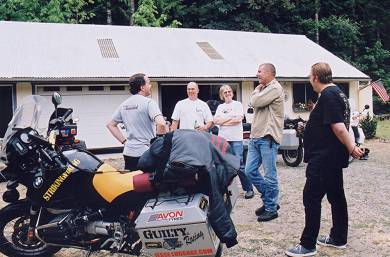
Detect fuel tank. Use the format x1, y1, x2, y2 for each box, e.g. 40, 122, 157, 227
29, 149, 105, 208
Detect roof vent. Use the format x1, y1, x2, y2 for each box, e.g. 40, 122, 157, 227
97, 39, 119, 58
196, 42, 224, 60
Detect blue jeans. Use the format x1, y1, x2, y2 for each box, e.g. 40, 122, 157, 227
245, 137, 279, 212
229, 141, 253, 192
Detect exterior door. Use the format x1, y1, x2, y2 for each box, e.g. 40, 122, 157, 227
0, 85, 13, 138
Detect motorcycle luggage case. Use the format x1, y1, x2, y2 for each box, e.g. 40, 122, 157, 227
135, 193, 220, 257
279, 129, 299, 150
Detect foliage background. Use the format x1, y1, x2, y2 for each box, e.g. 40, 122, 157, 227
1, 0, 389, 113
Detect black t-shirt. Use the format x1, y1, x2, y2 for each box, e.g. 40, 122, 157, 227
303, 85, 350, 169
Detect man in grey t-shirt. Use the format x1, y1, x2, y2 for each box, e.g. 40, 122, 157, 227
107, 73, 166, 170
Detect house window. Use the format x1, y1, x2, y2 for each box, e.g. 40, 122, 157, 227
110, 85, 125, 91
88, 86, 104, 91
292, 83, 318, 112
66, 86, 82, 91
43, 86, 60, 92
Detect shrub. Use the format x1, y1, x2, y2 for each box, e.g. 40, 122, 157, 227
360, 116, 378, 139
374, 114, 390, 121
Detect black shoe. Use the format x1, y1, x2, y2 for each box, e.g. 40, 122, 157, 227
255, 204, 280, 216
257, 210, 278, 222
244, 190, 254, 199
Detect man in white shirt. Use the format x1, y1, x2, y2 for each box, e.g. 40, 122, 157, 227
170, 82, 213, 131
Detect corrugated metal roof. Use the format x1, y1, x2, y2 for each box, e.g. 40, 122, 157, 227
0, 21, 369, 80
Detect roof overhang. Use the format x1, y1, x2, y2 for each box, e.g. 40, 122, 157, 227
0, 76, 371, 84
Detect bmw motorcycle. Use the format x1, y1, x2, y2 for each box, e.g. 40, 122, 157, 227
0, 95, 236, 257
47, 92, 87, 151
280, 117, 306, 167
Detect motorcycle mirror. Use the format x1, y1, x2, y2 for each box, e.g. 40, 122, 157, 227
52, 92, 62, 108
364, 104, 370, 110
247, 107, 254, 114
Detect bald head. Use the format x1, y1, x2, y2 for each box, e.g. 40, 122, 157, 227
257, 63, 276, 85
260, 63, 276, 77
187, 81, 199, 100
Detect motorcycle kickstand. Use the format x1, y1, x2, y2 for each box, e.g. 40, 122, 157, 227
84, 248, 93, 257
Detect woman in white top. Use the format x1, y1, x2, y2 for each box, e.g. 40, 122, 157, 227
214, 85, 254, 199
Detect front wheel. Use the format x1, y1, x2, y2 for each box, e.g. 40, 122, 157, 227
282, 145, 303, 167
0, 200, 61, 257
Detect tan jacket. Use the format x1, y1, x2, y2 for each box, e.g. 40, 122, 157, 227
250, 79, 285, 144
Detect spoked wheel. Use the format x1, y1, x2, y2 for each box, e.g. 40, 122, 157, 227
0, 201, 60, 257
282, 146, 303, 167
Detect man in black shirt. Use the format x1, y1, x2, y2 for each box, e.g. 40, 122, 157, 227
286, 63, 364, 256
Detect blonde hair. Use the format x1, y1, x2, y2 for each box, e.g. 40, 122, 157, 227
219, 84, 233, 101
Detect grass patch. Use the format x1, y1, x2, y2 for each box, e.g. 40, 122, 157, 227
376, 119, 390, 140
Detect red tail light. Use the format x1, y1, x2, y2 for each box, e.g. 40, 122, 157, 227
243, 132, 251, 139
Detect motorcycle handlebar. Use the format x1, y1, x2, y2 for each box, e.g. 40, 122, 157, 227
62, 108, 73, 120
28, 134, 51, 148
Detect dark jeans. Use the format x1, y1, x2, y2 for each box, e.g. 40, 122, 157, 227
124, 155, 140, 171
228, 141, 253, 192
300, 163, 348, 249
352, 126, 360, 145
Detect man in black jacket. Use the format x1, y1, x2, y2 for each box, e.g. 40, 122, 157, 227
285, 63, 364, 256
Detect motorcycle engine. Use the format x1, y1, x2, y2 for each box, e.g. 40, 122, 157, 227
35, 209, 141, 254
36, 210, 114, 247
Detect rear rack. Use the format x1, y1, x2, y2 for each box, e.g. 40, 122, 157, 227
146, 194, 195, 209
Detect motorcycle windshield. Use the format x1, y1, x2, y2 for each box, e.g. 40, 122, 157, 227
0, 95, 51, 162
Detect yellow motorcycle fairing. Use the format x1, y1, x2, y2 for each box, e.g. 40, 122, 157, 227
92, 163, 143, 203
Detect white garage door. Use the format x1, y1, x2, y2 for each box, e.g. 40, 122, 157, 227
37, 85, 129, 149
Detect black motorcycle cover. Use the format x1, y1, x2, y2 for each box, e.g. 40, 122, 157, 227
138, 129, 239, 247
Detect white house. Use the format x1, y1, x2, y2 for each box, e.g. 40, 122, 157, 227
0, 21, 371, 149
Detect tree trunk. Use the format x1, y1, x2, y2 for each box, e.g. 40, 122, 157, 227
130, 0, 135, 26
107, 0, 112, 25
315, 0, 320, 44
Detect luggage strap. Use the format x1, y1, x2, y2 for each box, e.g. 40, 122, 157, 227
155, 131, 174, 182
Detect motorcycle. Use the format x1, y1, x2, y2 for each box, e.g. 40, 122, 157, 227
0, 95, 237, 257
47, 92, 87, 151
242, 116, 306, 167
280, 117, 306, 167
348, 105, 370, 162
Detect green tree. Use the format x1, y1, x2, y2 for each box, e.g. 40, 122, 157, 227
0, 0, 95, 23
133, 0, 180, 27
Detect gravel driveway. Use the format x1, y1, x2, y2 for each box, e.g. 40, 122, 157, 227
1, 139, 389, 257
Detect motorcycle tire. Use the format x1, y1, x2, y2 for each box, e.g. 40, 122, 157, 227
282, 145, 303, 167
0, 200, 61, 257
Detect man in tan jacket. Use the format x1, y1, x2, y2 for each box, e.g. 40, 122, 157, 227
245, 63, 284, 222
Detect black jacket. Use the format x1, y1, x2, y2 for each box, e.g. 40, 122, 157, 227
138, 129, 239, 248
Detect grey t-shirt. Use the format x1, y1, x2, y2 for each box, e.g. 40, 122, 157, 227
112, 94, 162, 157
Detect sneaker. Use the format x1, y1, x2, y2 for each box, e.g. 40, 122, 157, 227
244, 190, 254, 199
257, 210, 278, 222
317, 235, 346, 249
255, 204, 280, 216
285, 244, 317, 256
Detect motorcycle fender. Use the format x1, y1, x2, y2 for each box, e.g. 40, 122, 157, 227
92, 163, 143, 203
